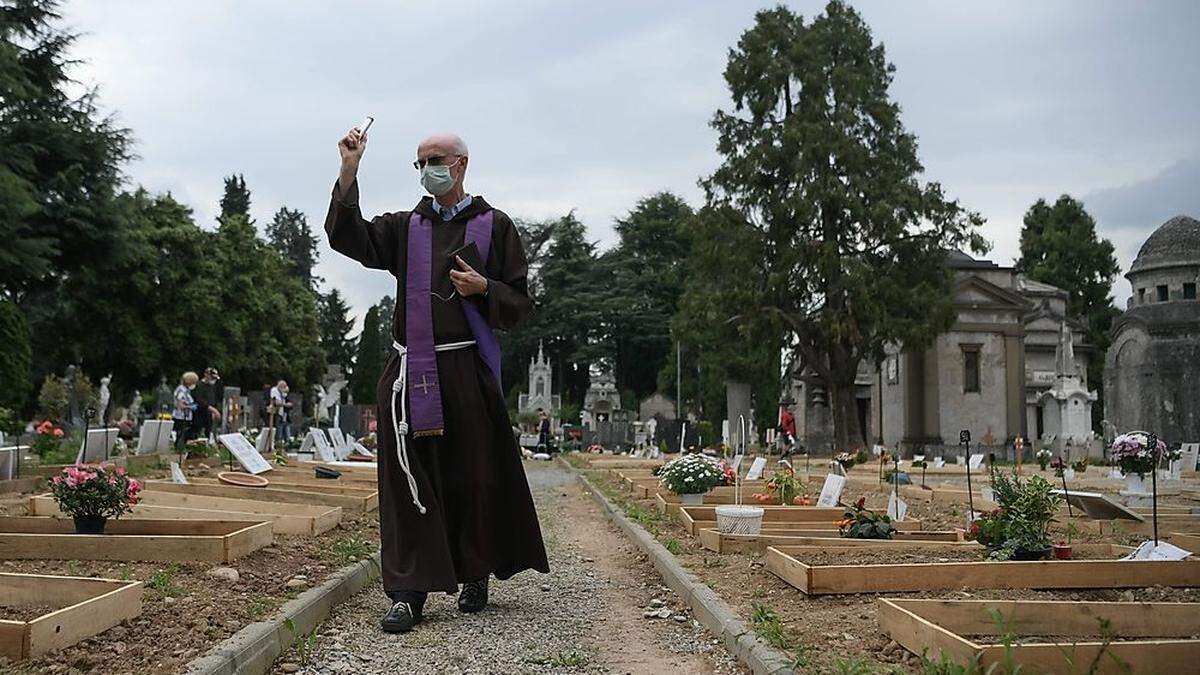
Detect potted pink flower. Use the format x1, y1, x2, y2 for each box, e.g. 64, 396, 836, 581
48, 464, 142, 534
1110, 431, 1165, 493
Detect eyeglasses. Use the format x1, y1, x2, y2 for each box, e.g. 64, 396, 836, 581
413, 154, 463, 170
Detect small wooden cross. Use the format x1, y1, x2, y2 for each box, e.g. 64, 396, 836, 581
413, 374, 437, 395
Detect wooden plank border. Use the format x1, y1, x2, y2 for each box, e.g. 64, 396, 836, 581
766, 544, 1200, 595
144, 481, 375, 513
698, 528, 969, 555
0, 573, 142, 661
878, 598, 1200, 674
0, 517, 273, 563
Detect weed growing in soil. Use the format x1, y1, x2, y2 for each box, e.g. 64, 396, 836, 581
552, 650, 589, 667
328, 535, 374, 564
284, 618, 321, 666
146, 563, 186, 597
789, 643, 814, 670
664, 538, 683, 555
624, 502, 664, 535
750, 602, 790, 649
702, 555, 727, 568
831, 656, 880, 674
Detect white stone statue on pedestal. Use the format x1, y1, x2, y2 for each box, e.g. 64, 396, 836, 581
98, 374, 112, 424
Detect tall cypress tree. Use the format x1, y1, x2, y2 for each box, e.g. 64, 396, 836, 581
219, 174, 252, 224
352, 304, 383, 404
317, 289, 356, 377
266, 206, 320, 289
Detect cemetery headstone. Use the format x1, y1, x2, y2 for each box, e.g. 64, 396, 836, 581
217, 433, 273, 474
0, 446, 15, 481
75, 428, 118, 464
887, 492, 908, 521
255, 428, 271, 457
745, 457, 768, 481
328, 428, 350, 459
1180, 443, 1199, 475
968, 454, 984, 470
731, 454, 744, 473
816, 474, 847, 507
169, 461, 188, 484
933, 457, 945, 468
310, 429, 336, 462
137, 419, 172, 455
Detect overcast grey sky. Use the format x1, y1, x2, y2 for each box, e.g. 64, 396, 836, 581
63, 0, 1200, 326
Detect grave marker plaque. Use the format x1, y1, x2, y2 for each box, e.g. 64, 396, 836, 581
217, 433, 272, 474
75, 428, 119, 464
745, 457, 768, 481
136, 419, 173, 455
816, 474, 847, 507
169, 461, 188, 484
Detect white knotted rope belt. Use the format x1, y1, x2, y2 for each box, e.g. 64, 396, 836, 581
390, 339, 476, 515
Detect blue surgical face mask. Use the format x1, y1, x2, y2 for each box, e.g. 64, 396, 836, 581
420, 160, 459, 196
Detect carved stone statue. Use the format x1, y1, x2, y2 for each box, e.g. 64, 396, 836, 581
98, 373, 112, 423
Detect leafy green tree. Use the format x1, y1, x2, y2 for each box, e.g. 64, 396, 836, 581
601, 193, 694, 403
375, 295, 395, 355
1016, 195, 1121, 427
0, 297, 31, 409
665, 206, 782, 434
266, 206, 320, 288
210, 211, 324, 391
23, 189, 221, 405
352, 303, 383, 404
219, 173, 252, 223
700, 2, 987, 450
317, 289, 356, 377
0, 0, 131, 299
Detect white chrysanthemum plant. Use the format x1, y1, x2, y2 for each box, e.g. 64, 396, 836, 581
658, 453, 725, 496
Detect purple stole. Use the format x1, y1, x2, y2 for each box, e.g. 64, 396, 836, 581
404, 210, 503, 436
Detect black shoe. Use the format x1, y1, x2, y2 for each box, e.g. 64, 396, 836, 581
381, 599, 423, 633
457, 577, 489, 613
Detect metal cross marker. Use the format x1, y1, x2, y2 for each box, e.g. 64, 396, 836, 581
413, 374, 437, 395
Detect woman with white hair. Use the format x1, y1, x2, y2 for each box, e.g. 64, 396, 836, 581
173, 371, 199, 449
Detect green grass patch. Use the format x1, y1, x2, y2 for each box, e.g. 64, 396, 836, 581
664, 538, 683, 555
750, 602, 790, 650
327, 535, 374, 564
146, 563, 186, 597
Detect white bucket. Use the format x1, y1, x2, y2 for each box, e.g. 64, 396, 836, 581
715, 505, 765, 535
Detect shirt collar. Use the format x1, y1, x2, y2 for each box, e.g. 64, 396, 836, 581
431, 194, 473, 221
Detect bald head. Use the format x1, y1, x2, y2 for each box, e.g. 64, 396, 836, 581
417, 133, 468, 159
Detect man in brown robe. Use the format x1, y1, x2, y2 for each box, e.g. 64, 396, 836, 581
325, 127, 548, 633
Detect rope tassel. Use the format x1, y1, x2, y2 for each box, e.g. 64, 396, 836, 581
391, 341, 427, 515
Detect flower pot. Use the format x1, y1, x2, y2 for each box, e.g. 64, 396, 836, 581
72, 515, 107, 535
679, 493, 705, 506
1053, 543, 1073, 560
1010, 546, 1052, 561
1124, 474, 1149, 494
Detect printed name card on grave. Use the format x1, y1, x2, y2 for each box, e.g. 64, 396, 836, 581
169, 461, 189, 484
745, 457, 768, 481
968, 454, 985, 470
933, 457, 946, 468
817, 474, 847, 507
887, 492, 908, 521
328, 427, 348, 450
731, 454, 745, 473
218, 433, 273, 475
76, 428, 119, 464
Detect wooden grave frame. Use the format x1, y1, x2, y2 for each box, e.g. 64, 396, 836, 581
877, 598, 1200, 674
144, 480, 377, 513
0, 573, 143, 661
0, 517, 273, 563
28, 491, 341, 536
766, 543, 1200, 595
677, 504, 922, 536
698, 528, 968, 555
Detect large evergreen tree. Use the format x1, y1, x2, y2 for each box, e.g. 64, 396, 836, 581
351, 303, 383, 404
699, 2, 987, 450
603, 192, 693, 402
0, 297, 31, 409
317, 289, 355, 377
219, 173, 252, 223
0, 0, 131, 300
266, 206, 320, 289
1016, 195, 1120, 428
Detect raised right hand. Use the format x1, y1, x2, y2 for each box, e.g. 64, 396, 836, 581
338, 127, 367, 164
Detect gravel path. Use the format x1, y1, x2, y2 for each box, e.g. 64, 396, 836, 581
271, 461, 744, 675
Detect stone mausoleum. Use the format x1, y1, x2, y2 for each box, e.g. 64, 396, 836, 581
784, 250, 1095, 453
1105, 215, 1200, 444
517, 342, 561, 428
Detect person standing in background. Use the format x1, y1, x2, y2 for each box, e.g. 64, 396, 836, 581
173, 372, 199, 450
192, 367, 222, 440
270, 380, 294, 443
